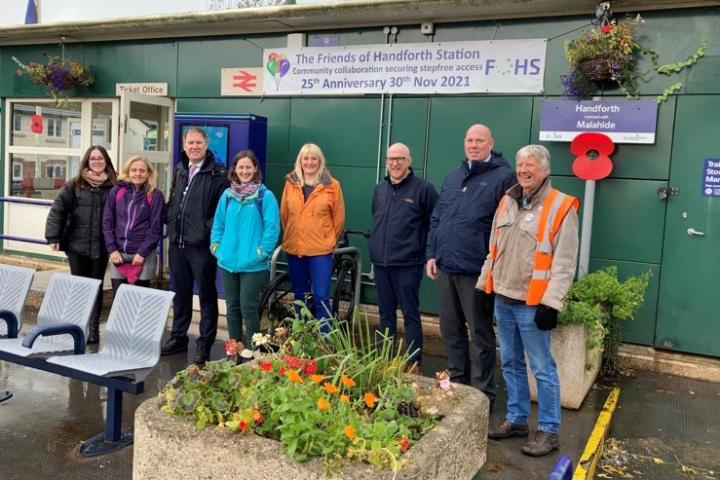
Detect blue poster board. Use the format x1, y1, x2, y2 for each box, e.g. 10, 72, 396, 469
701, 158, 720, 197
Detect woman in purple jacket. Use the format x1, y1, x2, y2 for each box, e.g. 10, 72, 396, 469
102, 155, 164, 295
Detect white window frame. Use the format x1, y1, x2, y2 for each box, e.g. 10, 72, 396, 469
46, 117, 63, 138
12, 114, 22, 132
5, 99, 119, 182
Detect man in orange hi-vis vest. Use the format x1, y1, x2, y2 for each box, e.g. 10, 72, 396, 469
477, 144, 579, 457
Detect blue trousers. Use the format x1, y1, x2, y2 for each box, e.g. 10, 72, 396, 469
495, 298, 561, 434
374, 264, 423, 364
286, 253, 333, 329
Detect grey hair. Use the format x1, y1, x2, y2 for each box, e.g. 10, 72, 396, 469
516, 144, 551, 171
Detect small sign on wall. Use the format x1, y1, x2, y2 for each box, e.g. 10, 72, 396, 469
539, 99, 658, 144
116, 83, 168, 96
221, 68, 264, 96
702, 158, 720, 197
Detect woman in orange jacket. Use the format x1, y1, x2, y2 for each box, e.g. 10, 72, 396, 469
281, 143, 345, 330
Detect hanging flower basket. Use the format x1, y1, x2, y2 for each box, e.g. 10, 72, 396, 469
578, 55, 616, 83
562, 18, 640, 98
12, 53, 94, 106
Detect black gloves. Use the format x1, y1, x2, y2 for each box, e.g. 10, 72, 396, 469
534, 304, 558, 330
477, 291, 495, 318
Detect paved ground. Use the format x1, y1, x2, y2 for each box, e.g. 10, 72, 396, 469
1, 265, 718, 479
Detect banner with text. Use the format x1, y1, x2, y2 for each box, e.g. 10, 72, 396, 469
262, 39, 547, 95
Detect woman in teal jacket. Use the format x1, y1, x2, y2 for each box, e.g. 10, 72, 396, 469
211, 150, 280, 346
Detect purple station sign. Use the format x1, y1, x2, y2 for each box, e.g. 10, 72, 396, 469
539, 99, 658, 144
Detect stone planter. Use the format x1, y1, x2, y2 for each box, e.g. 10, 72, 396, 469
134, 375, 489, 480
528, 324, 602, 409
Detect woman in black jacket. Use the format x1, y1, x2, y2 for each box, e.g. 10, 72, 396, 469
45, 145, 118, 344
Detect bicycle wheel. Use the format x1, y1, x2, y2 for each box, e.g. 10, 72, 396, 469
257, 272, 294, 334
332, 258, 357, 324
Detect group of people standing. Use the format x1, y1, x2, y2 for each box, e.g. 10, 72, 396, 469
44, 122, 579, 457
369, 123, 579, 457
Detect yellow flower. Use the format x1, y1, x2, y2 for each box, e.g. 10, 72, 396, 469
317, 397, 330, 411
344, 425, 356, 441
363, 392, 377, 408
285, 369, 304, 384
309, 374, 325, 384
340, 394, 350, 404
340, 375, 356, 388
323, 382, 340, 394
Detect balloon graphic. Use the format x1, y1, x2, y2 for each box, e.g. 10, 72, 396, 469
279, 58, 290, 77
266, 59, 277, 76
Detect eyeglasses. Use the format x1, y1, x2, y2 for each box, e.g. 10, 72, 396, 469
89, 156, 105, 162
386, 156, 407, 163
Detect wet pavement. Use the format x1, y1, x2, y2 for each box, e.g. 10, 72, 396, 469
1, 300, 719, 479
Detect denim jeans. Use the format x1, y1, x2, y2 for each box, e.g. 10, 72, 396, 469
495, 299, 561, 434
287, 253, 333, 330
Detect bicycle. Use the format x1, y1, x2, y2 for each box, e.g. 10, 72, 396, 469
257, 229, 370, 334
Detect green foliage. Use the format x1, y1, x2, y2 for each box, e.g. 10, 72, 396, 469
158, 309, 438, 472
559, 266, 650, 374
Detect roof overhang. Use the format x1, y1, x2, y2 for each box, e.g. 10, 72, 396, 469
0, 0, 715, 46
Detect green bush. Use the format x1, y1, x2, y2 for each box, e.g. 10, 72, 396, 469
559, 266, 650, 374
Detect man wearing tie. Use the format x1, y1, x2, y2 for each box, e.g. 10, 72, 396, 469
162, 127, 229, 364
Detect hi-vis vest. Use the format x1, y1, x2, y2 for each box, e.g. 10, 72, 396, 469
484, 188, 579, 305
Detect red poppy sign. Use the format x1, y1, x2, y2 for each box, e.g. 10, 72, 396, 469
570, 132, 615, 180
30, 114, 43, 134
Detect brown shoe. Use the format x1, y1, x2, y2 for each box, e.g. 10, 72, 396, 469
521, 430, 559, 456
488, 419, 529, 439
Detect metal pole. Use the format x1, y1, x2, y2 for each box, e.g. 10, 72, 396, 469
578, 179, 595, 278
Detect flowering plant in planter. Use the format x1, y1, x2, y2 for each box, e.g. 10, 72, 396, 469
159, 306, 440, 472
12, 54, 94, 105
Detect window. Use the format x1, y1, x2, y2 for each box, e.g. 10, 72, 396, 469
13, 114, 22, 132
45, 165, 66, 178
12, 162, 23, 181
46, 118, 63, 138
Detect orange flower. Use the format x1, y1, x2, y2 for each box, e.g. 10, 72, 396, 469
340, 375, 356, 388
309, 374, 325, 384
285, 369, 304, 384
344, 425, 356, 441
340, 394, 350, 404
399, 436, 410, 453
363, 392, 377, 408
323, 382, 340, 394
317, 397, 331, 411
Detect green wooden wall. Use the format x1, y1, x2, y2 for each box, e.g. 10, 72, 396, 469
1, 6, 719, 348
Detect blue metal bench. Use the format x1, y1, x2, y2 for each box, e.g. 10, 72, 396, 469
0, 263, 35, 402
0, 283, 174, 456
0, 263, 36, 339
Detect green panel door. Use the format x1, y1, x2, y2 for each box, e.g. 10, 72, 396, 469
656, 95, 720, 356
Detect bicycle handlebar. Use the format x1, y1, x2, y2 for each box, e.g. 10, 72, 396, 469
342, 229, 371, 238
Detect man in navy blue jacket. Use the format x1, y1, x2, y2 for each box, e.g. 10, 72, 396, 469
426, 124, 516, 407
369, 143, 438, 373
